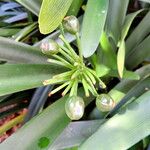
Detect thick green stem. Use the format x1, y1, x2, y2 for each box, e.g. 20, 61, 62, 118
59, 45, 73, 58
49, 81, 70, 96
70, 79, 78, 97
86, 68, 106, 89
52, 55, 74, 69
59, 34, 78, 59
52, 70, 74, 79
85, 69, 96, 85
75, 32, 83, 61
82, 78, 90, 97
62, 81, 73, 96
59, 48, 75, 64
71, 70, 80, 79
59, 23, 65, 37
83, 73, 98, 96
47, 58, 72, 69
43, 76, 69, 85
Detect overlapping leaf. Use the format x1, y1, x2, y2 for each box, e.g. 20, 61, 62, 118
39, 0, 73, 34
0, 64, 66, 96
79, 91, 150, 150
81, 0, 109, 57
0, 36, 47, 63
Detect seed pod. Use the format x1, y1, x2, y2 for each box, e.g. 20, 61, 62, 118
96, 94, 115, 112
40, 39, 59, 55
65, 96, 85, 120
63, 16, 79, 34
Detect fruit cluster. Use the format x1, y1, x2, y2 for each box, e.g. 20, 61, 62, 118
40, 16, 115, 120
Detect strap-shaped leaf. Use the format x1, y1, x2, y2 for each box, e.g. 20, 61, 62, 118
79, 91, 150, 150
0, 64, 66, 96
0, 36, 47, 63
106, 0, 129, 43
0, 28, 20, 37
109, 64, 150, 102
109, 69, 140, 80
108, 77, 150, 116
67, 0, 83, 16
117, 40, 125, 78
126, 35, 150, 69
13, 22, 38, 42
117, 10, 143, 78
100, 32, 117, 69
126, 11, 150, 54
39, 0, 73, 34
121, 9, 144, 40
49, 120, 104, 149
81, 0, 109, 58
15, 0, 42, 16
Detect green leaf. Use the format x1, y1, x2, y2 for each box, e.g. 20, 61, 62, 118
117, 40, 125, 78
95, 64, 110, 77
126, 11, 150, 54
81, 0, 109, 58
117, 10, 143, 78
67, 0, 83, 16
13, 22, 38, 42
121, 9, 144, 40
39, 0, 73, 34
109, 69, 140, 80
79, 91, 150, 150
49, 120, 104, 149
0, 28, 20, 37
0, 36, 47, 63
123, 70, 140, 80
0, 64, 66, 96
126, 35, 150, 69
106, 0, 129, 43
108, 77, 150, 116
15, 0, 42, 16
90, 51, 110, 77
0, 89, 93, 150
100, 32, 117, 69
109, 64, 150, 102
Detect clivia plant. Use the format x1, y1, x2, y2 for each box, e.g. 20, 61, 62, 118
0, 0, 149, 150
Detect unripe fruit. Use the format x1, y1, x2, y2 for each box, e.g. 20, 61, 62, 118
65, 96, 85, 120
63, 16, 79, 34
40, 39, 59, 55
96, 94, 115, 112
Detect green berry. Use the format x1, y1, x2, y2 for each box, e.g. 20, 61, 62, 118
65, 96, 85, 120
63, 16, 79, 34
40, 39, 59, 55
96, 94, 115, 112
